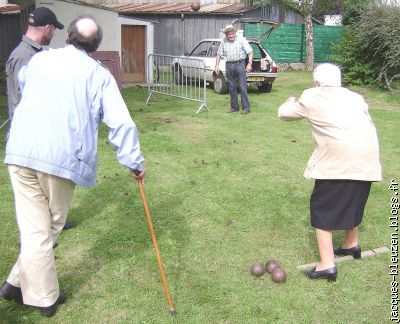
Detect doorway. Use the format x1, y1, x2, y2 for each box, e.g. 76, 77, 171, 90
121, 25, 146, 83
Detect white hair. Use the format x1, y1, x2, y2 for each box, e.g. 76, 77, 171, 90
313, 63, 342, 87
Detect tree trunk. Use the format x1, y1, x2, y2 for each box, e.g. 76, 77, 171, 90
304, 1, 314, 71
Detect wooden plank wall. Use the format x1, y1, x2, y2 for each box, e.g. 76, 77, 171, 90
0, 15, 22, 68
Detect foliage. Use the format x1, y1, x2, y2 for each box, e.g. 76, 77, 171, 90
331, 3, 400, 91
330, 27, 378, 86
358, 5, 400, 90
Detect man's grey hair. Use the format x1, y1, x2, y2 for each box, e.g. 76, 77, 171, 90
313, 63, 342, 87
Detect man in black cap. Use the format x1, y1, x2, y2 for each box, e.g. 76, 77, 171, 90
6, 7, 64, 121
5, 7, 76, 230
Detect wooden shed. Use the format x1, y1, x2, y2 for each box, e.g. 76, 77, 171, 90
97, 2, 303, 56
0, 0, 34, 68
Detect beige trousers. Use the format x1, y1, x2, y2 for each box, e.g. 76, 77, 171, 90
7, 165, 75, 307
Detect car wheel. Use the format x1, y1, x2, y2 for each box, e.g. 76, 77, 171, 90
213, 74, 228, 94
258, 83, 272, 93
174, 64, 185, 85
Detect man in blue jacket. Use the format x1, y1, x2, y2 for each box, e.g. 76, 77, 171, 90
0, 16, 146, 317
6, 7, 76, 231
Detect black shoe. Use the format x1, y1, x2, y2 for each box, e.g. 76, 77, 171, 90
241, 109, 250, 115
303, 267, 337, 282
35, 291, 67, 318
0, 281, 23, 304
227, 108, 239, 113
63, 222, 77, 230
334, 244, 361, 259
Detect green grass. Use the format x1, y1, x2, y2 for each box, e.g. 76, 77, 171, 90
0, 71, 398, 323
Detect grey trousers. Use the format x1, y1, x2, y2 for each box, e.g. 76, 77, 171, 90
7, 165, 75, 307
226, 60, 250, 110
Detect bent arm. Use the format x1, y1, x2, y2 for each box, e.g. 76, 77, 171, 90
278, 97, 305, 121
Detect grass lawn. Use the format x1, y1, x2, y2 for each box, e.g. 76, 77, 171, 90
0, 71, 398, 323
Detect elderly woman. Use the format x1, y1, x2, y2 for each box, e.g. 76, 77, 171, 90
278, 63, 382, 282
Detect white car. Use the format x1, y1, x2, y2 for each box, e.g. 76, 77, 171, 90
172, 19, 279, 94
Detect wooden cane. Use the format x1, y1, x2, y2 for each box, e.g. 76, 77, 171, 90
135, 178, 176, 316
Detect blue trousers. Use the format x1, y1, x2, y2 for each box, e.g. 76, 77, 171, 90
226, 60, 250, 110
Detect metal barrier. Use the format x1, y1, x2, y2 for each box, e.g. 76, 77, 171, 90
146, 54, 207, 114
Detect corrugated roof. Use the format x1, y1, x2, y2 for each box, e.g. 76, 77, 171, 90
0, 3, 21, 14
100, 2, 253, 15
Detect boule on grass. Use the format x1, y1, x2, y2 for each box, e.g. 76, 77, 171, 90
265, 260, 279, 274
271, 267, 286, 283
250, 262, 265, 277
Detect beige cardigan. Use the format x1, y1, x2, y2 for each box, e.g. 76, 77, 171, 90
278, 87, 382, 181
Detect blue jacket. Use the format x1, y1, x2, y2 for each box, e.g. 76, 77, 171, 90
5, 45, 144, 186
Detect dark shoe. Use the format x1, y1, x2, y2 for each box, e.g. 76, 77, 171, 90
303, 267, 337, 282
63, 222, 77, 230
227, 108, 239, 113
0, 281, 23, 304
241, 109, 250, 114
334, 244, 361, 259
35, 291, 67, 318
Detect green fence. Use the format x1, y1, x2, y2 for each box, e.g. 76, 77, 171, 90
244, 23, 343, 63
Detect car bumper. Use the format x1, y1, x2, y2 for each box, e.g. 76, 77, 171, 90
247, 72, 277, 82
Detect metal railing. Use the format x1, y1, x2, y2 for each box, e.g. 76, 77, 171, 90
146, 54, 207, 114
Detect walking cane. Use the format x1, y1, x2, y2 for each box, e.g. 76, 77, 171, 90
133, 172, 176, 316
0, 118, 10, 131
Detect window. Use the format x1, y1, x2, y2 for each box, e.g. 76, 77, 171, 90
208, 41, 220, 57
250, 43, 265, 59
190, 41, 212, 57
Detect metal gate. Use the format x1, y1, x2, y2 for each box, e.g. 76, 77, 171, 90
146, 54, 207, 114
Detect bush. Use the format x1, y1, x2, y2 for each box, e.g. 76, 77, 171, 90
330, 27, 377, 86
358, 5, 400, 90
330, 4, 400, 91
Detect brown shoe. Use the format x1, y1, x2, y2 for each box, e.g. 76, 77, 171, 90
227, 108, 239, 113
241, 109, 250, 114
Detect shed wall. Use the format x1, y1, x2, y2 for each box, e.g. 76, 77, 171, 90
36, 0, 119, 50
0, 14, 22, 67
135, 14, 234, 56
133, 6, 303, 56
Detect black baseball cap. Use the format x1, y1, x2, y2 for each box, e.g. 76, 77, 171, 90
28, 7, 64, 30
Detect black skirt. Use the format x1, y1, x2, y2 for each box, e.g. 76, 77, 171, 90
310, 179, 372, 230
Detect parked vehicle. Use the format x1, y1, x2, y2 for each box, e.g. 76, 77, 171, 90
172, 19, 279, 94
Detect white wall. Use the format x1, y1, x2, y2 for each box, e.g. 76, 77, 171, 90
35, 0, 154, 82
36, 0, 118, 50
